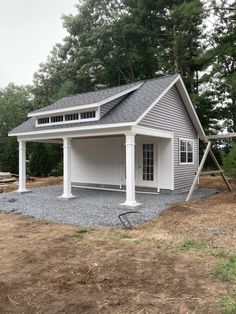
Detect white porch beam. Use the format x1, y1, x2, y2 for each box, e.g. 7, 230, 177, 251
17, 139, 30, 193
60, 137, 75, 199
120, 133, 141, 208
132, 126, 174, 139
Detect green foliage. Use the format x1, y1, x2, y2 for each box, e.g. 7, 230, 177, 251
74, 228, 95, 242
29, 143, 52, 176
220, 287, 236, 314
207, 0, 236, 132
0, 84, 33, 172
50, 162, 63, 177
222, 145, 236, 175
215, 256, 236, 281
0, 138, 19, 173
177, 239, 207, 251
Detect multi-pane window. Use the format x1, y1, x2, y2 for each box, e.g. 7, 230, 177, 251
65, 113, 79, 121
37, 110, 97, 126
143, 144, 154, 181
51, 115, 64, 123
180, 139, 194, 164
80, 111, 96, 120
38, 117, 49, 125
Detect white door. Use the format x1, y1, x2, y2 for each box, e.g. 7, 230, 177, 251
136, 141, 158, 187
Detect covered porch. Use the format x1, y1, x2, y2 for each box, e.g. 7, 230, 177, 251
17, 125, 174, 207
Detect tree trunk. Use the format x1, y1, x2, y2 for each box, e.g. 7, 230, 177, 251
172, 22, 180, 74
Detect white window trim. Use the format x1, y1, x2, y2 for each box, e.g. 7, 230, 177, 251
35, 109, 99, 127
179, 138, 194, 165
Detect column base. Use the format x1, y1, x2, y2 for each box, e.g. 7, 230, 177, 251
16, 189, 31, 194
120, 201, 143, 209
59, 194, 77, 200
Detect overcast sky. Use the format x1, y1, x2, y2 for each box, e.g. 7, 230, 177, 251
0, 0, 78, 88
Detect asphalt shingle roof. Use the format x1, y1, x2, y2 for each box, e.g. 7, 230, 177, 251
10, 74, 179, 135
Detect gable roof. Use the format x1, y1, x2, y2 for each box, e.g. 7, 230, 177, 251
9, 74, 205, 139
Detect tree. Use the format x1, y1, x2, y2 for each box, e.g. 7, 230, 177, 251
222, 144, 236, 175
208, 0, 236, 132
0, 84, 33, 172
29, 143, 52, 176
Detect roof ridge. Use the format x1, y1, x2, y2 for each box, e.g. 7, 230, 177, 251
65, 81, 142, 99
64, 74, 178, 99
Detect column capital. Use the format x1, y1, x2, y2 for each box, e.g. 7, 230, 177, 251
124, 133, 136, 146
17, 139, 26, 150
63, 137, 72, 148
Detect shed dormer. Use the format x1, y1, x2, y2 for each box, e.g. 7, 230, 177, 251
28, 82, 143, 128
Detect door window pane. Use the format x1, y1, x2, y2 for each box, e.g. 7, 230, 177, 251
143, 144, 154, 181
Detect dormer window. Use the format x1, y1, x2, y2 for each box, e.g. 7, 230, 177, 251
80, 111, 96, 119
38, 117, 50, 125
36, 109, 98, 127
51, 115, 63, 123
65, 113, 79, 121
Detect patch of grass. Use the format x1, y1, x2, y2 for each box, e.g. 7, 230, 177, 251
128, 252, 134, 257
108, 232, 131, 241
210, 247, 231, 259
220, 287, 236, 314
215, 256, 236, 281
177, 239, 207, 252
74, 228, 95, 242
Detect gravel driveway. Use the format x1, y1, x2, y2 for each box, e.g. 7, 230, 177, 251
0, 185, 217, 227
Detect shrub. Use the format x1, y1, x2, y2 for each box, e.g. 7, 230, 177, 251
50, 162, 63, 176
29, 143, 52, 176
222, 144, 236, 176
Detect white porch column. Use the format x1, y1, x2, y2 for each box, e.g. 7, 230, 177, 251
121, 133, 141, 208
60, 137, 75, 199
17, 139, 29, 193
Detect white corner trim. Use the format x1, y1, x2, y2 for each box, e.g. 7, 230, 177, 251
171, 136, 175, 190
9, 122, 135, 137
132, 125, 174, 139
28, 83, 143, 118
135, 75, 180, 124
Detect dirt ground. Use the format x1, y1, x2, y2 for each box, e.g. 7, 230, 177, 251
0, 176, 235, 313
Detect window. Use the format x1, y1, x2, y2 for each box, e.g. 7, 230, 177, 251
80, 111, 96, 120
36, 109, 98, 127
143, 144, 154, 181
51, 115, 63, 123
65, 113, 79, 121
179, 139, 194, 164
38, 117, 49, 125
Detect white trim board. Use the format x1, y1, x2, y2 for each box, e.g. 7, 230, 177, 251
135, 75, 180, 123
135, 75, 205, 140
132, 126, 174, 139
9, 122, 136, 137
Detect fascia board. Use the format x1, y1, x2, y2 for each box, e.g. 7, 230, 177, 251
9, 122, 136, 137
175, 77, 206, 139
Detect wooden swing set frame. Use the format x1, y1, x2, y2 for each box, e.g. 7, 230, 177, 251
186, 133, 236, 201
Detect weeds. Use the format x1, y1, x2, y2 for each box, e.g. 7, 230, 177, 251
74, 228, 95, 242
220, 287, 236, 314
215, 256, 236, 281
108, 232, 131, 241
177, 239, 207, 252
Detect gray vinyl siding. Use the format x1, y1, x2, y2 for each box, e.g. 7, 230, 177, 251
139, 85, 198, 190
